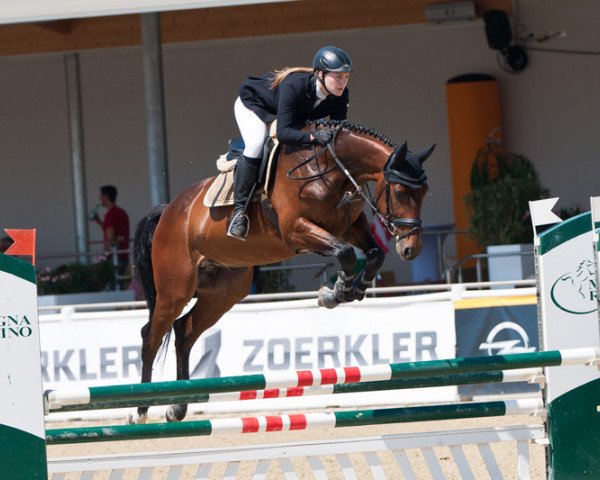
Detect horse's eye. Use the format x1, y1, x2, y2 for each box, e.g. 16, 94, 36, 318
394, 189, 407, 200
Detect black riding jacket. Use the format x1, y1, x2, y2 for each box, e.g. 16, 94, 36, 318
239, 72, 349, 146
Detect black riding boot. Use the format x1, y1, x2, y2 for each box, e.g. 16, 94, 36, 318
227, 155, 260, 240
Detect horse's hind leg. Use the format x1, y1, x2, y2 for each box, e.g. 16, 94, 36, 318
166, 313, 195, 422
166, 266, 253, 422
128, 274, 197, 424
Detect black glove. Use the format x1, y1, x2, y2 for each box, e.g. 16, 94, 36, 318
311, 129, 334, 146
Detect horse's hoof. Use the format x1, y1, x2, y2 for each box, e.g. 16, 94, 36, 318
334, 283, 354, 303
334, 273, 354, 302
353, 290, 365, 301
128, 409, 147, 425
353, 285, 367, 301
318, 285, 341, 309
166, 405, 187, 422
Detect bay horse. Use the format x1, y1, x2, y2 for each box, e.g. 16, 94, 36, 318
131, 119, 434, 424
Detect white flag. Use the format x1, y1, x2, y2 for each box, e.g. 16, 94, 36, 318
529, 198, 562, 227
590, 197, 600, 226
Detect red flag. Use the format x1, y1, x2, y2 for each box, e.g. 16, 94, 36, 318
4, 229, 37, 265
370, 217, 392, 254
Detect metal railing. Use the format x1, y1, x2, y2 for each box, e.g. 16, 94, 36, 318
445, 250, 534, 284
37, 246, 336, 293
36, 227, 508, 292
38, 280, 536, 313
257, 262, 335, 285
37, 246, 132, 290
419, 228, 469, 280
37, 249, 124, 261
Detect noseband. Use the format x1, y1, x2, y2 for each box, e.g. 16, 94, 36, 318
287, 127, 425, 242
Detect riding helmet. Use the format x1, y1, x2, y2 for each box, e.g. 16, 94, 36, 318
312, 46, 353, 73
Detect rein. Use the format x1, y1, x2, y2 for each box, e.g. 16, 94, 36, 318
287, 145, 337, 181
286, 127, 423, 242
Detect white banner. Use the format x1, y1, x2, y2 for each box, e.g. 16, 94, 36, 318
40, 296, 457, 416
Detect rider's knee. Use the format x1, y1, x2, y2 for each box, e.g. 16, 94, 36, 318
242, 142, 265, 159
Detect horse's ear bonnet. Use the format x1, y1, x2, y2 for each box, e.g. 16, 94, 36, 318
384, 143, 435, 188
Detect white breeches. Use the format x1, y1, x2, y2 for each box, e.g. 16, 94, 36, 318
234, 97, 268, 159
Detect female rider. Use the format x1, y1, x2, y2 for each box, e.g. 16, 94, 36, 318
227, 45, 352, 240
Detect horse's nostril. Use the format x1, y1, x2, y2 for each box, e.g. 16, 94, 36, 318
403, 247, 413, 258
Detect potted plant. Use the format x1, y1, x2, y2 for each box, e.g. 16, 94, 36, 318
37, 258, 135, 306
465, 139, 548, 283
37, 259, 117, 295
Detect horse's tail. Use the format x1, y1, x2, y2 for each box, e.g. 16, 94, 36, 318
133, 204, 167, 318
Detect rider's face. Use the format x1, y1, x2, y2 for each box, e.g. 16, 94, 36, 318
322, 72, 350, 96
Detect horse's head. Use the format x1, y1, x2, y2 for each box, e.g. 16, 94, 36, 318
379, 142, 435, 261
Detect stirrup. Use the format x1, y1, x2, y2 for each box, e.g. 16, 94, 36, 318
227, 212, 249, 241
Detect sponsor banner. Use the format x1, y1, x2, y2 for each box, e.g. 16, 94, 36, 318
454, 297, 539, 398
536, 211, 600, 403
40, 297, 457, 413
0, 255, 46, 439
0, 253, 48, 480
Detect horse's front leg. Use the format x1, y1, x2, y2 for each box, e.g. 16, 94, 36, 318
285, 217, 357, 309
328, 243, 358, 307
346, 213, 386, 301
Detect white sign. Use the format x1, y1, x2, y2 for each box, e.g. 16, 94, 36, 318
0, 261, 46, 439
40, 297, 457, 416
535, 211, 600, 403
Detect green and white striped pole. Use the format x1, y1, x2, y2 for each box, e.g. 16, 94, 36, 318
45, 348, 598, 413
0, 249, 48, 479
46, 368, 543, 412
45, 398, 543, 445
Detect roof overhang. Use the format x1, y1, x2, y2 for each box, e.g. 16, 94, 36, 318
0, 0, 512, 57
0, 0, 295, 25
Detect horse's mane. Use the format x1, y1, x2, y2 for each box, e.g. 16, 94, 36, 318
306, 119, 398, 149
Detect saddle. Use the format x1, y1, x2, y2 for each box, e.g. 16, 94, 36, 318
204, 122, 280, 208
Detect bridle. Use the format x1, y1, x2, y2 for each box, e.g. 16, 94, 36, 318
379, 181, 424, 241
287, 126, 425, 242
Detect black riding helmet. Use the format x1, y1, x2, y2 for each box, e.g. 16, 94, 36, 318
312, 46, 353, 73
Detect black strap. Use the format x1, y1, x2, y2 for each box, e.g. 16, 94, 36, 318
287, 145, 338, 181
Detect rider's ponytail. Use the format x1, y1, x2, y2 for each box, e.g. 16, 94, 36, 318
270, 67, 314, 89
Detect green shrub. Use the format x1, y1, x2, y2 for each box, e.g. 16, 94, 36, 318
37, 259, 117, 294
465, 146, 548, 247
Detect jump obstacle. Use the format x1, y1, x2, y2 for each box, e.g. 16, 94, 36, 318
45, 366, 545, 412
2, 197, 600, 479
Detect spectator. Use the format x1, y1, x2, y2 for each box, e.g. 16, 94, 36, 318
0, 236, 13, 253
92, 185, 130, 275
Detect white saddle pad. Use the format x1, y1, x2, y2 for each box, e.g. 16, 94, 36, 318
204, 139, 280, 208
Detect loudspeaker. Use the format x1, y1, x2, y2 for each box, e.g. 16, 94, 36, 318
483, 10, 512, 50
505, 45, 528, 73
